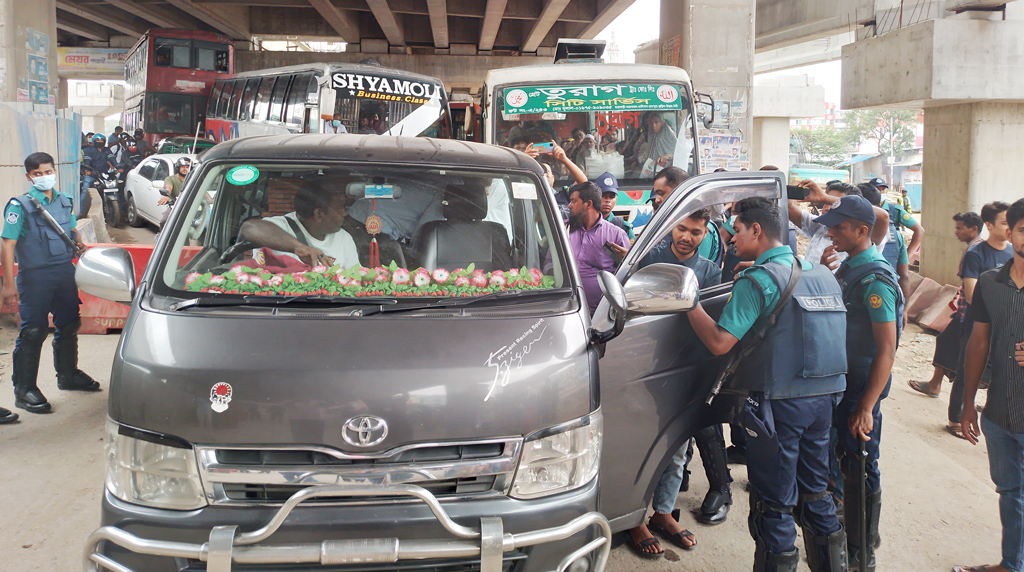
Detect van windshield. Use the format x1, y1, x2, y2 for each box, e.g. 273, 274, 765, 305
157, 162, 570, 302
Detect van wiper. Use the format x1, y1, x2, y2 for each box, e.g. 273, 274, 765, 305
374, 287, 574, 314
170, 295, 398, 311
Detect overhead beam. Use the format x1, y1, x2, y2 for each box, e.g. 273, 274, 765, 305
478, 0, 507, 51
56, 12, 109, 42
578, 0, 635, 39
164, 0, 250, 39
307, 0, 360, 42
100, 0, 194, 29
366, 0, 405, 46
426, 0, 448, 48
56, 0, 147, 37
522, 0, 571, 53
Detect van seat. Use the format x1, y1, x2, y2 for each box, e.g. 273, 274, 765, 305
412, 184, 512, 272
264, 177, 306, 217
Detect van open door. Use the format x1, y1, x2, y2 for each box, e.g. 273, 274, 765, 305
593, 170, 787, 531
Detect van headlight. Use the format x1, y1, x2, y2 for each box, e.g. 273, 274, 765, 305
510, 411, 602, 500
105, 419, 207, 510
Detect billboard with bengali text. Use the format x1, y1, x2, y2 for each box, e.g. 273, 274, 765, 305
57, 47, 128, 75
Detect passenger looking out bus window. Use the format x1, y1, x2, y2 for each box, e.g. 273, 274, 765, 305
154, 38, 190, 68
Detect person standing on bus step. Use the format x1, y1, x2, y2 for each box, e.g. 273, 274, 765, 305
869, 177, 925, 262
816, 195, 903, 572
2, 152, 100, 415
686, 197, 848, 572
324, 114, 348, 134
595, 172, 634, 241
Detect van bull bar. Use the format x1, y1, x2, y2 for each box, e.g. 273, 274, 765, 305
83, 483, 612, 572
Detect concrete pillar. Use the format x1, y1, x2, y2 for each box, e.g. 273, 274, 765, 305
922, 102, 1024, 285
0, 0, 59, 103
841, 18, 1024, 283
662, 0, 755, 171
751, 117, 791, 171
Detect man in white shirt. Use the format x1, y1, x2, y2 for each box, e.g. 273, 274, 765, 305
788, 180, 890, 270
324, 113, 349, 134
239, 183, 359, 269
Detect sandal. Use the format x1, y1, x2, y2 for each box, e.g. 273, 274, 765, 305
625, 530, 664, 559
908, 379, 940, 398
648, 509, 696, 550
952, 566, 995, 572
946, 423, 968, 440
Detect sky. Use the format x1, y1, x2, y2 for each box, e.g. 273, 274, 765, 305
596, 0, 843, 108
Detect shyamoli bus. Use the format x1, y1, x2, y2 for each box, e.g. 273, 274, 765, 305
205, 63, 452, 142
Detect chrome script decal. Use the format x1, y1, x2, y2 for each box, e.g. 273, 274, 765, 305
484, 319, 547, 401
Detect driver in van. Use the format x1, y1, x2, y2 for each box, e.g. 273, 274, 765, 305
239, 182, 359, 269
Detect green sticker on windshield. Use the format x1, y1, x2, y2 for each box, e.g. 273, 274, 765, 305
226, 165, 259, 185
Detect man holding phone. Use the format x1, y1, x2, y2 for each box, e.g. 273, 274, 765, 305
566, 181, 630, 315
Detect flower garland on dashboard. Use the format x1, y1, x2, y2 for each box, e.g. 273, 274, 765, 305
183, 262, 555, 297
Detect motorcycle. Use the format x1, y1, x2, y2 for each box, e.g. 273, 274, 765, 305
79, 165, 93, 217
96, 169, 125, 228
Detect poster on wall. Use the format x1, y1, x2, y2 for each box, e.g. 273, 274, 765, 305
661, 35, 680, 67
28, 81, 49, 104
25, 28, 49, 56
699, 133, 748, 172
27, 54, 47, 82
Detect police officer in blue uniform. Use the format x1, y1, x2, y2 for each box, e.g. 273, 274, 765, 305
815, 196, 903, 572
687, 197, 849, 572
2, 152, 99, 415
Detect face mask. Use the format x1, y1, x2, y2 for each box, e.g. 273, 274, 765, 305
94, 142, 104, 148
331, 120, 341, 127
31, 174, 56, 191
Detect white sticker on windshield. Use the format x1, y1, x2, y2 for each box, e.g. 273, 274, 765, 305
512, 182, 537, 200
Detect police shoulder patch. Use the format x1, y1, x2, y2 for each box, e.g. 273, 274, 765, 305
868, 293, 883, 309
5, 211, 18, 225
902, 212, 911, 220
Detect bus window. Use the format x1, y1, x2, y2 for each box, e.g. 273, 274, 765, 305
146, 93, 193, 134
285, 73, 314, 127
195, 40, 230, 73
154, 37, 191, 68
216, 81, 234, 118
207, 81, 224, 118
253, 78, 275, 121
239, 79, 260, 121
268, 75, 292, 122
228, 79, 245, 119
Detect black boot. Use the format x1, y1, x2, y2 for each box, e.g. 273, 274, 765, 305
867, 489, 881, 550
696, 425, 732, 525
0, 407, 18, 424
13, 325, 51, 414
755, 549, 800, 572
53, 320, 100, 392
803, 527, 849, 572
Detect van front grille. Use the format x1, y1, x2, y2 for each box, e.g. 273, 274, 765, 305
181, 552, 527, 572
196, 439, 521, 506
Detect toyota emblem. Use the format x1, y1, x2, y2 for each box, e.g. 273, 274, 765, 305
342, 415, 389, 447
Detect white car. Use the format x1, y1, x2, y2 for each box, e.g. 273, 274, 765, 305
123, 153, 195, 228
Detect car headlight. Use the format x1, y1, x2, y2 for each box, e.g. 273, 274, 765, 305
510, 411, 602, 500
105, 419, 207, 510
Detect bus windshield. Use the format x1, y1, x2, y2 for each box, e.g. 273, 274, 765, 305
494, 83, 697, 184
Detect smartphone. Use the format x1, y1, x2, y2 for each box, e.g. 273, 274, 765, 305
787, 184, 810, 200
604, 241, 616, 252
532, 142, 555, 154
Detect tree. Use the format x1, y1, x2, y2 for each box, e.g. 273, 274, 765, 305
844, 109, 919, 157
792, 127, 853, 166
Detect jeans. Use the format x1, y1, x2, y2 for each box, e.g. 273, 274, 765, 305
652, 440, 693, 514
983, 415, 1024, 572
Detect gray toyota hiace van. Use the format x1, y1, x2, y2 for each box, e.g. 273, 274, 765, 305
78, 134, 787, 572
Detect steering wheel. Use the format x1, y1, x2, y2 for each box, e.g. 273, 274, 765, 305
219, 240, 260, 264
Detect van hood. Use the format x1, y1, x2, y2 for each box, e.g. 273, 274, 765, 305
111, 309, 592, 453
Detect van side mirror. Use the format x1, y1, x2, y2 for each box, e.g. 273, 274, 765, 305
623, 263, 699, 315
75, 246, 136, 304
590, 271, 626, 344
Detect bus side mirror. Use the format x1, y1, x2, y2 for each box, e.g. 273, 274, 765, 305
695, 92, 715, 129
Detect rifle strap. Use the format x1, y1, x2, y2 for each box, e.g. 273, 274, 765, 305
25, 196, 79, 251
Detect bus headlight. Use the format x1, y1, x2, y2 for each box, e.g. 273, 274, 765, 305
105, 419, 207, 510
510, 411, 602, 500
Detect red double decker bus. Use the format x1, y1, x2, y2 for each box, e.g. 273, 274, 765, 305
122, 29, 234, 147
